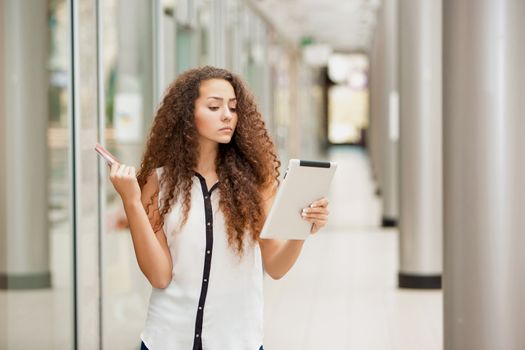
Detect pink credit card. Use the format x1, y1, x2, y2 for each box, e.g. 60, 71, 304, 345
94, 143, 119, 166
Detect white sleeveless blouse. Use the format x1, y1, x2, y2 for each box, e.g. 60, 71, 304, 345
140, 167, 264, 350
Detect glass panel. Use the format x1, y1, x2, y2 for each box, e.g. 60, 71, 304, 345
162, 4, 177, 91
100, 1, 154, 348
197, 1, 211, 66
225, 0, 240, 72
176, 24, 198, 74
271, 47, 291, 164
1, 0, 74, 348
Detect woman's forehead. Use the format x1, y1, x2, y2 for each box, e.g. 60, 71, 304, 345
199, 79, 236, 99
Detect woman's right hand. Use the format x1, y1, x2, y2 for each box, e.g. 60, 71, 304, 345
109, 163, 142, 206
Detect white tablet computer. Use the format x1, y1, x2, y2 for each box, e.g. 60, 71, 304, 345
260, 159, 337, 240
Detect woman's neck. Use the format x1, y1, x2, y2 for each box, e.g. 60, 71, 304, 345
196, 139, 218, 175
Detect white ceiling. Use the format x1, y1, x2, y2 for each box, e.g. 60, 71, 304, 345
250, 0, 382, 53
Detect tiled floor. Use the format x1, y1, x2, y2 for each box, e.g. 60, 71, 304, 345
2, 146, 442, 349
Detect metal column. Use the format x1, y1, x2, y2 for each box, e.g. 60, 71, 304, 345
398, 0, 442, 288
443, 0, 525, 348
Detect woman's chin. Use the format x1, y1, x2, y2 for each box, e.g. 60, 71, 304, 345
217, 136, 233, 144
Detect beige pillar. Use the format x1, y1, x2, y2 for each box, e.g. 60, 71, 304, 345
443, 0, 525, 348
398, 0, 442, 289
0, 0, 50, 290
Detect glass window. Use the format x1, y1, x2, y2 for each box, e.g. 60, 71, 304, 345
176, 24, 198, 74
100, 1, 155, 348
197, 1, 211, 66
1, 0, 74, 348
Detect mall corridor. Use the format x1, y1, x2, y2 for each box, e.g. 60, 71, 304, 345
1, 0, 524, 349
263, 147, 441, 350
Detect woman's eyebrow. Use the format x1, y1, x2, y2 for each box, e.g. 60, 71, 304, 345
207, 96, 237, 102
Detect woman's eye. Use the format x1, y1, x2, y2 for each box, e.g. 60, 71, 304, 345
229, 107, 237, 112
209, 106, 219, 111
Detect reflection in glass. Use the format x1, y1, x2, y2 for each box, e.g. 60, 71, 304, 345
198, 1, 211, 66
176, 25, 198, 74
2, 0, 74, 348
101, 1, 155, 348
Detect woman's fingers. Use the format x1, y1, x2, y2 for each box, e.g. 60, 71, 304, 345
117, 164, 128, 177
109, 163, 136, 180
301, 205, 329, 219
107, 163, 141, 205
301, 198, 330, 234
302, 213, 329, 220
302, 207, 329, 215
301, 208, 328, 223
111, 163, 124, 177
110, 162, 119, 176
310, 197, 329, 208
302, 215, 328, 224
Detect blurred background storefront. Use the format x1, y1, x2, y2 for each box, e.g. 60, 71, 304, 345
3, 0, 525, 349
1, 0, 372, 348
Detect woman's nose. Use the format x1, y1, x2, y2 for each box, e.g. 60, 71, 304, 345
222, 107, 232, 120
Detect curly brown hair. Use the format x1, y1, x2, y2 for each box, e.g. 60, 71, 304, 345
136, 66, 280, 255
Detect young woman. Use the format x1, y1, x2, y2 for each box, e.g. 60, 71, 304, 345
108, 66, 330, 350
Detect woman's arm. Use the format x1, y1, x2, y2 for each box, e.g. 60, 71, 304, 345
258, 185, 329, 280
110, 164, 173, 289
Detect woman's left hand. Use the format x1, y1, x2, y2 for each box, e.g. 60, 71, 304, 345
301, 198, 330, 234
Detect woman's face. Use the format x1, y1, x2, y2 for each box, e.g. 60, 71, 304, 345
194, 79, 238, 146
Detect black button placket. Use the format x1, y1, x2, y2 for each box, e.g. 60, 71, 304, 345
192, 173, 219, 350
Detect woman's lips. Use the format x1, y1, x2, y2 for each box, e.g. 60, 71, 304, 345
219, 127, 233, 133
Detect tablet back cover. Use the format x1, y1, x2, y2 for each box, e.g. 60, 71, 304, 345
260, 159, 337, 240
